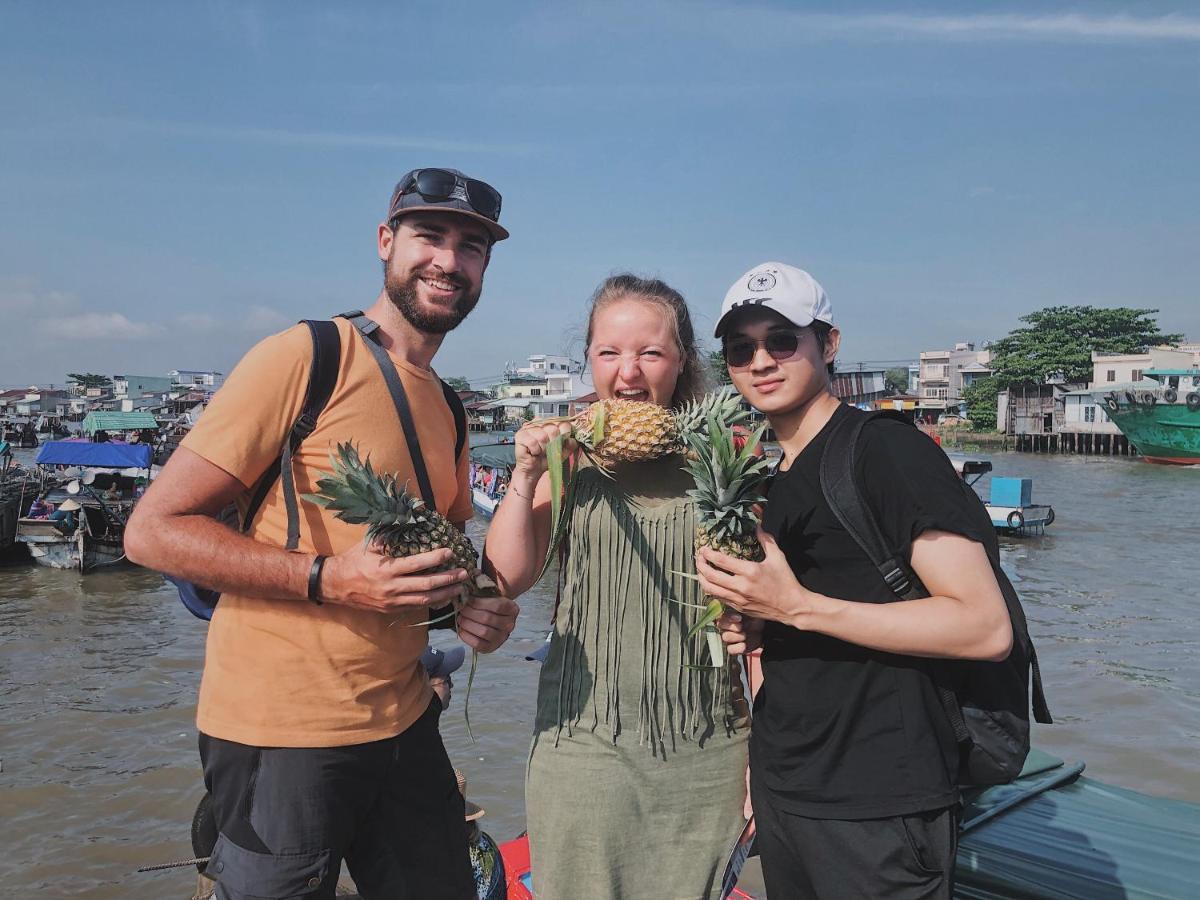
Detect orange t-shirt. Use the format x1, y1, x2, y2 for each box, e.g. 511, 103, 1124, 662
181, 317, 473, 747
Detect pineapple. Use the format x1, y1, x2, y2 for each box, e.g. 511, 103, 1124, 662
568, 387, 751, 468
305, 441, 497, 739
306, 442, 487, 589
683, 417, 772, 663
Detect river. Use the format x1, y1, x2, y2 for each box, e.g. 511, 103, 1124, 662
1, 447, 1198, 897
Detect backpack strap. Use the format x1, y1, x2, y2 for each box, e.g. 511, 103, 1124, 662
241, 319, 342, 547
819, 410, 924, 601
440, 380, 468, 463
818, 409, 971, 743
339, 311, 436, 506
337, 311, 467, 631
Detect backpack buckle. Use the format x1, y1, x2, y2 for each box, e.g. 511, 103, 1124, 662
882, 565, 911, 596
292, 412, 318, 440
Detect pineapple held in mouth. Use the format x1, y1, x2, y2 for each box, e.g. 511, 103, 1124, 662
570, 387, 751, 467
306, 442, 491, 594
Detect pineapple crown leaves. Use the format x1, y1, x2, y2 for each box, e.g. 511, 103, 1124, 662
303, 442, 430, 540
684, 420, 770, 540
674, 386, 751, 442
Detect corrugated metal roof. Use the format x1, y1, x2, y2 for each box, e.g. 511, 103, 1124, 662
81, 411, 159, 434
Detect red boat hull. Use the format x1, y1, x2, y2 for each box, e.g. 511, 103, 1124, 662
497, 834, 756, 899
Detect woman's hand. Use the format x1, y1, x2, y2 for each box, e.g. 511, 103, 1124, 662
717, 609, 764, 656
513, 420, 575, 483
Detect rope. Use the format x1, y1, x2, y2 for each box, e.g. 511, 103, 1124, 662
136, 856, 209, 873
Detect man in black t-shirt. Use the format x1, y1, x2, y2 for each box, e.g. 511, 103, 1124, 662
696, 262, 1014, 899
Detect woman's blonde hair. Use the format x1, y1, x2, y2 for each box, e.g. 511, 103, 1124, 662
583, 274, 707, 408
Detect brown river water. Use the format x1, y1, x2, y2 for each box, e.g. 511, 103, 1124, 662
2, 449, 1199, 897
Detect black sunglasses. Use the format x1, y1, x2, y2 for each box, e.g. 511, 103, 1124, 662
395, 168, 502, 222
722, 330, 805, 368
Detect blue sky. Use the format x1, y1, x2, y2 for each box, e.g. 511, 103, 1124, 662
2, 2, 1198, 388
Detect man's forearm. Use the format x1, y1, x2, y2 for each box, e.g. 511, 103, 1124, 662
126, 513, 313, 602
793, 590, 1012, 662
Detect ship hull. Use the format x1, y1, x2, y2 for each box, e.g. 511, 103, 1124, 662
1104, 400, 1200, 464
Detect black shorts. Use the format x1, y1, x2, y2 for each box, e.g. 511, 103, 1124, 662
199, 698, 474, 900
752, 779, 959, 900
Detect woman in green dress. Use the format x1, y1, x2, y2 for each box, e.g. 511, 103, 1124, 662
485, 275, 750, 899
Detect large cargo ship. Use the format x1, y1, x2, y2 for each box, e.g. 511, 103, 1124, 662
1094, 368, 1200, 464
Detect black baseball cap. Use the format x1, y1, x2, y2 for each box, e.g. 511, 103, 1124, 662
387, 167, 509, 241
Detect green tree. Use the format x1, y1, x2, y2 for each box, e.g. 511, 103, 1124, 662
68, 373, 113, 389
522, 406, 535, 423
706, 349, 732, 387
443, 376, 472, 391
885, 367, 910, 394
961, 376, 1000, 430
989, 306, 1182, 386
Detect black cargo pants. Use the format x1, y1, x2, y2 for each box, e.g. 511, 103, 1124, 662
199, 698, 474, 900
752, 777, 960, 900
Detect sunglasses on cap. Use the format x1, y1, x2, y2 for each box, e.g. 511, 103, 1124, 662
722, 329, 807, 368
393, 168, 502, 222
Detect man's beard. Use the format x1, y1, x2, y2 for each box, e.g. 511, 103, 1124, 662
385, 267, 481, 335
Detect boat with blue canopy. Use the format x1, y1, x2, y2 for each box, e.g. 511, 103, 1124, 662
14, 440, 153, 572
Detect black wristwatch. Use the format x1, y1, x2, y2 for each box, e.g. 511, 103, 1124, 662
307, 555, 327, 605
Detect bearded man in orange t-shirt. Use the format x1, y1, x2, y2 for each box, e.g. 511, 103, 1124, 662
127, 168, 519, 900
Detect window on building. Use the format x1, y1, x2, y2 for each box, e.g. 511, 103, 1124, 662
1084, 406, 1096, 423
1043, 413, 1053, 432
531, 388, 541, 396
1131, 369, 1142, 382
1107, 370, 1116, 382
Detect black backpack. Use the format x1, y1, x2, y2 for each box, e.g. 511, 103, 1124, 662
170, 312, 466, 620
819, 410, 1052, 786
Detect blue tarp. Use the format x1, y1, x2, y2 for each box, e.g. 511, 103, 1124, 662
35, 441, 152, 469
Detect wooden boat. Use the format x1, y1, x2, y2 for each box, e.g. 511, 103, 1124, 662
15, 440, 152, 572
469, 442, 516, 518
947, 455, 1056, 535
1095, 366, 1200, 464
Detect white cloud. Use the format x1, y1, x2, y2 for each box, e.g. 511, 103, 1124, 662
535, 5, 1200, 46
47, 312, 163, 340
707, 9, 1200, 44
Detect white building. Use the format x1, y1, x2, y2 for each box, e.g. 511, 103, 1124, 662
1090, 348, 1197, 388
493, 354, 592, 421
169, 369, 225, 391
917, 342, 992, 417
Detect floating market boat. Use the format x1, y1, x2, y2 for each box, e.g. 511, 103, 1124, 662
948, 456, 1056, 535
14, 440, 152, 572
1095, 367, 1200, 464
469, 441, 515, 518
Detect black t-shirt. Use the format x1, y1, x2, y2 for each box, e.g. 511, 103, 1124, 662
751, 403, 997, 819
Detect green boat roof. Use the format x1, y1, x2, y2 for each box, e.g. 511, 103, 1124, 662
469, 443, 516, 470
81, 411, 159, 434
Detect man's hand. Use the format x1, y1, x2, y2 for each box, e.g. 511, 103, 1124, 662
717, 609, 765, 656
456, 594, 520, 653
321, 542, 469, 613
696, 527, 815, 628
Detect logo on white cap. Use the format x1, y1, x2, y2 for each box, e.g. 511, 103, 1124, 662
748, 271, 776, 292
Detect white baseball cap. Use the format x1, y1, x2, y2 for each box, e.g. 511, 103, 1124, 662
714, 262, 833, 338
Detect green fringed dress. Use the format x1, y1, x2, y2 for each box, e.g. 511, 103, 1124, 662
525, 458, 750, 900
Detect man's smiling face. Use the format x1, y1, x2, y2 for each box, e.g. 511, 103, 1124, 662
382, 211, 491, 334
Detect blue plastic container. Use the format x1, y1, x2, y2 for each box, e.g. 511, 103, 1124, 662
991, 477, 1033, 507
